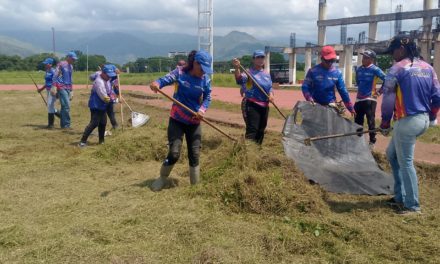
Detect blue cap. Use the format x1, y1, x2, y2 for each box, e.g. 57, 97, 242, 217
102, 64, 117, 78
66, 51, 78, 60
194, 50, 213, 74
42, 58, 54, 65
253, 50, 265, 58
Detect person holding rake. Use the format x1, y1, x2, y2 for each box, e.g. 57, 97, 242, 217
149, 50, 212, 191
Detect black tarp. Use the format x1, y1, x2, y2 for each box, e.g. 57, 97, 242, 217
282, 101, 394, 195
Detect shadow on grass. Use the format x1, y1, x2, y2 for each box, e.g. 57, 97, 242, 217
132, 178, 179, 191
100, 178, 179, 197
22, 124, 51, 130
326, 198, 391, 213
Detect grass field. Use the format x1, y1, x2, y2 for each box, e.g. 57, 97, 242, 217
1, 90, 440, 263
0, 71, 306, 88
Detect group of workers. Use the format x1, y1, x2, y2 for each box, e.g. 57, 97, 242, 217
37, 33, 439, 215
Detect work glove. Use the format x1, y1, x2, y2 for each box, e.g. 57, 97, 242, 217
69, 91, 74, 101
430, 119, 438, 127
103, 96, 111, 103
379, 121, 392, 136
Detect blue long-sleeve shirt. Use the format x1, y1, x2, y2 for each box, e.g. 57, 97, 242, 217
301, 64, 354, 112
355, 64, 386, 101
44, 68, 55, 90
381, 58, 440, 126
156, 66, 211, 125
53, 61, 73, 90
236, 68, 272, 107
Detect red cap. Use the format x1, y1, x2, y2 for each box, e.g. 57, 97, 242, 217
321, 46, 337, 60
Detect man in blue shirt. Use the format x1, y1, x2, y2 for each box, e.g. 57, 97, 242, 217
301, 46, 355, 116
54, 51, 77, 129
354, 49, 386, 148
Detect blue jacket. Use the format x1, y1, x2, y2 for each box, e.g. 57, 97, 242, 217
302, 64, 354, 112
381, 58, 440, 125
355, 64, 385, 100
156, 67, 211, 125
53, 61, 73, 90
88, 74, 110, 110
44, 68, 55, 90
236, 68, 272, 105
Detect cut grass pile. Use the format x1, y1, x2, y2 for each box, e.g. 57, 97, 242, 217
0, 90, 439, 263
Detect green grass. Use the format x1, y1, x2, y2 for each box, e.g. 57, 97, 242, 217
1, 90, 440, 263
0, 70, 306, 88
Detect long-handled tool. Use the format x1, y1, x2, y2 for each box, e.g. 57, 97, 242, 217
304, 128, 380, 146
155, 89, 237, 142
28, 74, 47, 106
238, 64, 287, 120
117, 74, 124, 131
29, 73, 61, 118
120, 96, 150, 128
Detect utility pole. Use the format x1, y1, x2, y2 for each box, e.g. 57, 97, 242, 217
86, 45, 89, 89
51, 27, 55, 55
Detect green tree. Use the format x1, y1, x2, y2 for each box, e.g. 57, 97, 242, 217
376, 55, 393, 72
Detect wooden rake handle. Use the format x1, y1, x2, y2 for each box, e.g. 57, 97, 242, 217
155, 88, 237, 142
238, 64, 287, 120
304, 128, 380, 146
28, 74, 47, 106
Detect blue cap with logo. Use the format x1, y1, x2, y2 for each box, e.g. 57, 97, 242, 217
42, 58, 54, 65
253, 50, 266, 58
66, 51, 78, 60
102, 64, 117, 78
194, 50, 213, 74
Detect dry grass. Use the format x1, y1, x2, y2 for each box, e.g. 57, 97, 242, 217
0, 90, 439, 263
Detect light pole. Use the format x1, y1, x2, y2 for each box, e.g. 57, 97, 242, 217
51, 27, 55, 55
86, 45, 89, 89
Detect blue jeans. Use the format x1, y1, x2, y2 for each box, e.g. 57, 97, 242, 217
58, 89, 71, 128
386, 113, 429, 211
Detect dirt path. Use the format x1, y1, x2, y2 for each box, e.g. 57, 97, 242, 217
1, 84, 439, 164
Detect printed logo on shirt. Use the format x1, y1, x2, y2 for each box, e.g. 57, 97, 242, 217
182, 81, 191, 88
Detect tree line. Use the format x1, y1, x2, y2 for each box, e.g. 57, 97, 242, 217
0, 51, 391, 73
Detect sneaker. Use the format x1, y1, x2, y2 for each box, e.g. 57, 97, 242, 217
78, 142, 87, 148
104, 130, 112, 137
397, 208, 422, 216
368, 142, 375, 151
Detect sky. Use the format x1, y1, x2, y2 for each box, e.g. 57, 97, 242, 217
0, 0, 436, 44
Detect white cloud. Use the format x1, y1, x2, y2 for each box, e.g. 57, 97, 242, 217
0, 0, 435, 43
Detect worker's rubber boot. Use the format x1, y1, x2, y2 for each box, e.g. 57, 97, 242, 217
189, 165, 200, 185
151, 164, 174, 192
47, 113, 55, 129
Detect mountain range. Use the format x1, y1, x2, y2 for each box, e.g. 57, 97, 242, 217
0, 30, 309, 64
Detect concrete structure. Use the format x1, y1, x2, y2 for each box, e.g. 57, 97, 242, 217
318, 0, 327, 46
369, 0, 378, 41
265, 0, 440, 87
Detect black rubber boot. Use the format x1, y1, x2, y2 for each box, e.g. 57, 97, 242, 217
48, 113, 55, 129
54, 110, 61, 118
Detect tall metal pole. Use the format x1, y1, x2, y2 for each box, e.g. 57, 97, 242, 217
51, 27, 55, 55
86, 45, 89, 89
198, 0, 213, 74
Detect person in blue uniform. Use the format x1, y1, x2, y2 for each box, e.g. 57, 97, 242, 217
149, 50, 212, 191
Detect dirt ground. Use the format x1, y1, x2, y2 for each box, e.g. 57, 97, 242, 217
1, 84, 439, 164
